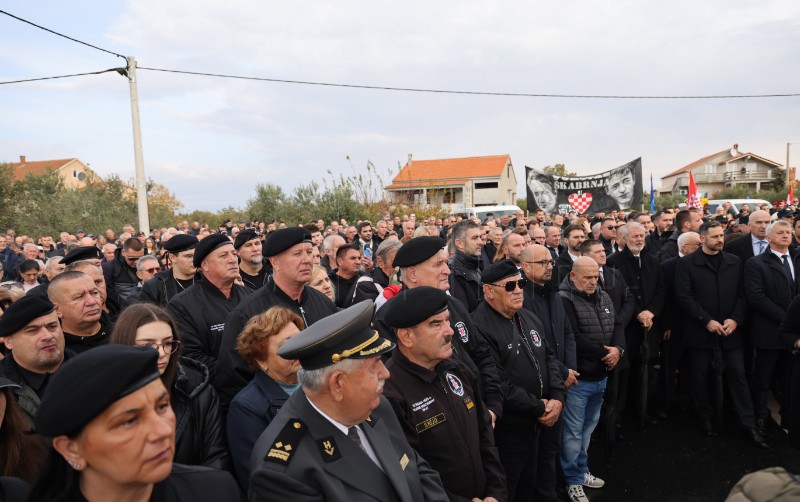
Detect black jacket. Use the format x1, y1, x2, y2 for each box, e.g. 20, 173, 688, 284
102, 247, 140, 301
656, 231, 681, 263
329, 269, 360, 308
351, 266, 392, 305
63, 313, 114, 354
375, 293, 505, 419
166, 278, 251, 379
227, 371, 292, 491
383, 351, 506, 502
448, 251, 483, 313
744, 249, 800, 350
240, 258, 270, 291
552, 250, 575, 290
646, 229, 672, 256
724, 233, 759, 265
472, 300, 565, 427
675, 250, 747, 350
0, 349, 76, 419
605, 247, 666, 328
138, 269, 192, 307
216, 279, 337, 408
171, 357, 230, 472
559, 276, 624, 381
523, 281, 577, 380
598, 266, 635, 332
659, 256, 683, 334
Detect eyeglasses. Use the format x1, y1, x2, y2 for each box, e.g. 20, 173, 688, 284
525, 259, 555, 268
136, 339, 181, 354
604, 226, 616, 230
142, 267, 162, 274
487, 278, 527, 292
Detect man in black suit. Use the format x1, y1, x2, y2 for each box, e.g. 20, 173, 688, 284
597, 217, 621, 256
646, 210, 674, 256
553, 224, 586, 288
744, 219, 800, 433
544, 225, 562, 261
675, 221, 768, 448
606, 222, 666, 426
724, 208, 772, 380
723, 209, 771, 264
580, 239, 635, 337
655, 231, 701, 415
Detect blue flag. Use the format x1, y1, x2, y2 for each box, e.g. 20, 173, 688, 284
649, 174, 656, 213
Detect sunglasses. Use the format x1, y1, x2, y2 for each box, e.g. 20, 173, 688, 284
143, 267, 162, 274
487, 278, 527, 292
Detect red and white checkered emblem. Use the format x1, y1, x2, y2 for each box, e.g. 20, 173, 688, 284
687, 194, 702, 210
568, 192, 593, 213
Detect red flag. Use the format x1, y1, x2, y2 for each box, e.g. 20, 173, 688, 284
687, 171, 702, 209
788, 184, 794, 206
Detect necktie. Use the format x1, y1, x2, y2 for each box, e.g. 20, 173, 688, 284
599, 269, 606, 290
782, 255, 795, 290
347, 426, 367, 453
758, 241, 766, 254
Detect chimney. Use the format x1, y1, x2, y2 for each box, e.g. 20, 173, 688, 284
733, 144, 739, 152
19, 155, 26, 164
407, 153, 412, 168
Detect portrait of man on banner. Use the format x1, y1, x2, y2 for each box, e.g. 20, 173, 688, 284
525, 158, 643, 214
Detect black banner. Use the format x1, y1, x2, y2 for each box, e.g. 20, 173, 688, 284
525, 158, 643, 214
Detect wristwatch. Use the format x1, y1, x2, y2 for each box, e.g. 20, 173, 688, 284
616, 346, 625, 357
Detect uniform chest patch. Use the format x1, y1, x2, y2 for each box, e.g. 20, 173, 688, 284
318, 437, 341, 462
446, 372, 465, 396
531, 330, 542, 347
412, 396, 435, 413
455, 321, 469, 342
415, 413, 446, 433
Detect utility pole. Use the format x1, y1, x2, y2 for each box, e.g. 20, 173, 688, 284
127, 56, 150, 235
788, 142, 792, 187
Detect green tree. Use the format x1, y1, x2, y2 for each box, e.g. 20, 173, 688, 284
246, 183, 289, 222
0, 163, 16, 230
542, 163, 576, 176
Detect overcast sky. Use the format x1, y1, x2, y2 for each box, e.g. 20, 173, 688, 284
2, 1, 800, 212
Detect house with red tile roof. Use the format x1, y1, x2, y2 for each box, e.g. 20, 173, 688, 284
386, 154, 517, 211
659, 144, 783, 198
10, 156, 99, 189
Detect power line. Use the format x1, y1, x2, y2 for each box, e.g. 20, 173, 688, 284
0, 68, 126, 85
138, 66, 800, 100
0, 9, 125, 59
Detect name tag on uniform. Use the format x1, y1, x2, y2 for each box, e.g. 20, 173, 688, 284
464, 396, 475, 411
400, 453, 409, 471
415, 413, 446, 434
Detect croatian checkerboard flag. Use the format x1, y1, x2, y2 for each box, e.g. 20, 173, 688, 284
687, 171, 702, 210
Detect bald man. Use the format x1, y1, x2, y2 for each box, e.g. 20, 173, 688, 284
724, 209, 771, 265
558, 257, 625, 500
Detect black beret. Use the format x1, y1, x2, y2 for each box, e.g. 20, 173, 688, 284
234, 229, 259, 250
738, 214, 750, 224
162, 234, 198, 254
262, 227, 312, 257
35, 345, 160, 437
381, 286, 449, 329
481, 259, 521, 284
61, 246, 103, 266
193, 233, 233, 268
0, 295, 56, 337
392, 237, 445, 268
778, 209, 795, 219
714, 215, 728, 224
278, 300, 394, 370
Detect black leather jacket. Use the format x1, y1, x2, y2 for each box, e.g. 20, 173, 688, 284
172, 357, 231, 472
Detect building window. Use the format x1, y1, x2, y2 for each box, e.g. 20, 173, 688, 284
475, 182, 498, 189
73, 169, 78, 178
704, 164, 717, 174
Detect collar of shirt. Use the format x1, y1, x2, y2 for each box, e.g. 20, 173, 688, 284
307, 396, 350, 435
568, 252, 580, 262
770, 248, 790, 260
751, 235, 767, 245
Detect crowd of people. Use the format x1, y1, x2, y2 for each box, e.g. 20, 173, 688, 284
0, 201, 799, 502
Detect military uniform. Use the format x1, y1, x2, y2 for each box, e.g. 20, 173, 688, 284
383, 350, 506, 502
249, 392, 448, 502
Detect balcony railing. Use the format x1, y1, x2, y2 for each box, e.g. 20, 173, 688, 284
723, 171, 774, 182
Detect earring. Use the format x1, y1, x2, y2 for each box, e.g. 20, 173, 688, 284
68, 460, 82, 470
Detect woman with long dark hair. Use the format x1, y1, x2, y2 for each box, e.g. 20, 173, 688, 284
110, 303, 230, 470
0, 377, 45, 486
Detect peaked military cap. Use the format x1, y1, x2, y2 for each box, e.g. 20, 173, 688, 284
392, 236, 445, 268
481, 259, 521, 284
0, 295, 56, 337
234, 229, 259, 250
382, 286, 449, 329
161, 234, 198, 254
278, 300, 394, 370
193, 233, 233, 268
61, 246, 103, 266
262, 227, 312, 258
35, 345, 161, 437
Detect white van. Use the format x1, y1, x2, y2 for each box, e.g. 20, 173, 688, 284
706, 199, 770, 214
456, 205, 522, 222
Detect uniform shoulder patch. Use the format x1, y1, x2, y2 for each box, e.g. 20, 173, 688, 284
264, 419, 306, 466
317, 436, 342, 462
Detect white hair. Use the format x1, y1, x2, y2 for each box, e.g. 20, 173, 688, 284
619, 221, 645, 238
767, 219, 792, 237
677, 231, 700, 248
297, 358, 364, 391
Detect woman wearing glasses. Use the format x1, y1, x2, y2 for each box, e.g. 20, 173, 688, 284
110, 303, 230, 470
